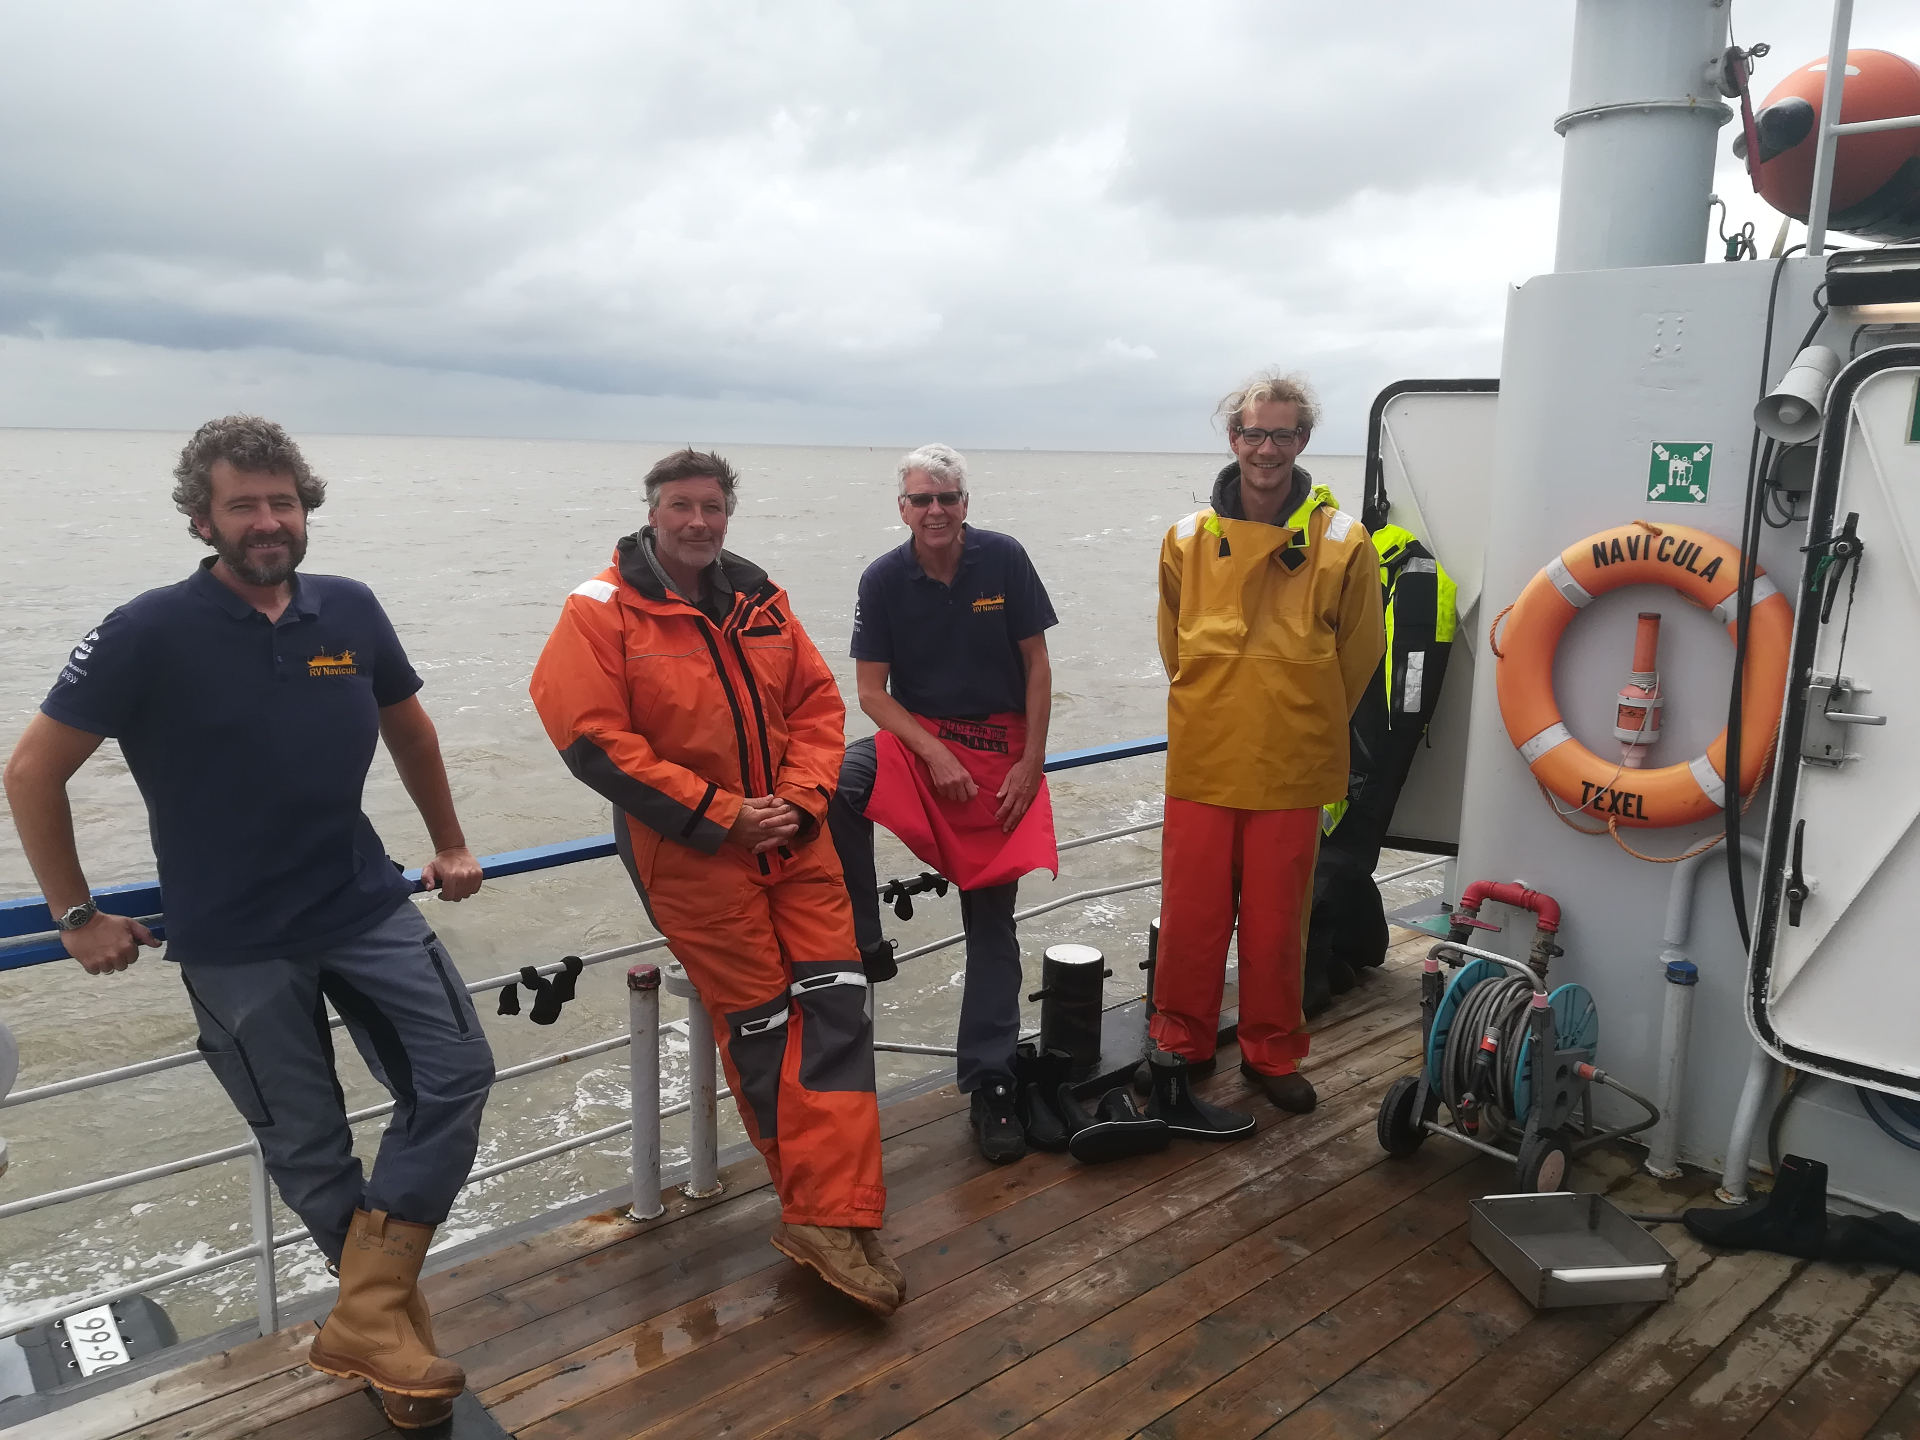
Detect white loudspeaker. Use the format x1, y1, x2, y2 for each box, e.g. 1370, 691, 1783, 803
1755, 345, 1842, 444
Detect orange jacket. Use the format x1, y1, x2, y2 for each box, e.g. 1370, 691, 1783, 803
529, 532, 847, 854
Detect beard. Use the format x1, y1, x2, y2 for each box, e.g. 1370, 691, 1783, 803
212, 525, 307, 586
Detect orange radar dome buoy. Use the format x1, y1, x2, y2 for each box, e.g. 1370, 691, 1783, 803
1734, 49, 1920, 242
1494, 522, 1792, 831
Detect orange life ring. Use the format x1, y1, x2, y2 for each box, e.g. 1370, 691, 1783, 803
1495, 522, 1792, 830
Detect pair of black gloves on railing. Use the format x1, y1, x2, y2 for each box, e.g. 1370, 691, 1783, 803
497, 956, 585, 1024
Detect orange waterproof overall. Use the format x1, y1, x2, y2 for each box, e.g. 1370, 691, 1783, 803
530, 533, 884, 1228
1151, 477, 1385, 1076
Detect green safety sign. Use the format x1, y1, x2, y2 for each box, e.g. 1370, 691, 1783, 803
1648, 442, 1712, 503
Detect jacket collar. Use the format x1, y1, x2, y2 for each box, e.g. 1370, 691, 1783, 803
614, 529, 768, 608
1210, 461, 1311, 525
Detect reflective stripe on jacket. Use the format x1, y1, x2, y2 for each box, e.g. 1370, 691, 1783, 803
1159, 483, 1386, 811
529, 531, 846, 856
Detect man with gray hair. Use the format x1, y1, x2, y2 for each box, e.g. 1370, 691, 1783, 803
3, 416, 492, 1427
828, 444, 1061, 1165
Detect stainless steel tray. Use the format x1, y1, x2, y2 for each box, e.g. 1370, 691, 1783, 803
1469, 1191, 1677, 1308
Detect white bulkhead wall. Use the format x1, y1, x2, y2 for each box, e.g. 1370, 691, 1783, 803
1554, 0, 1732, 273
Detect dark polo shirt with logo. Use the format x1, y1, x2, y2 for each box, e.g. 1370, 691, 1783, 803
850, 525, 1057, 718
41, 558, 423, 964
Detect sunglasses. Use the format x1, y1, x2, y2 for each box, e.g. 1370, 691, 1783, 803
902, 490, 967, 509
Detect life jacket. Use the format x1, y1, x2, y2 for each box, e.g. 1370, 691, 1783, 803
1321, 525, 1456, 835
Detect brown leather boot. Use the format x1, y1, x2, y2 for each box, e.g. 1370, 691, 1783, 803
770, 1223, 898, 1316
856, 1229, 906, 1302
309, 1209, 465, 1399
374, 1288, 455, 1428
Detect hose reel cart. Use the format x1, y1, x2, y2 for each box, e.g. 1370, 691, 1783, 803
1377, 931, 1662, 1191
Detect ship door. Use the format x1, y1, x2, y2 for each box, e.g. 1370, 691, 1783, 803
1751, 344, 1920, 1101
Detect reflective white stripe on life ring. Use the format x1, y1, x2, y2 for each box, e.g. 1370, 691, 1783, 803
1519, 722, 1574, 765
1687, 754, 1726, 810
737, 1008, 791, 1037
1711, 574, 1780, 626
790, 971, 869, 996
1545, 556, 1595, 609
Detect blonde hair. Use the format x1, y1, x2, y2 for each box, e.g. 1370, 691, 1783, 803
1215, 370, 1320, 433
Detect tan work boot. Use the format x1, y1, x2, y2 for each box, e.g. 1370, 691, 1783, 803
770, 1223, 899, 1316
374, 1288, 454, 1429
309, 1209, 465, 1399
856, 1229, 906, 1301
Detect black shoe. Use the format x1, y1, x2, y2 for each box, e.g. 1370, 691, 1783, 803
1012, 1045, 1072, 1153
1144, 1051, 1254, 1140
1066, 1088, 1171, 1164
1684, 1154, 1828, 1259
1131, 1052, 1215, 1096
860, 938, 898, 985
970, 1075, 1027, 1164
1239, 1060, 1316, 1113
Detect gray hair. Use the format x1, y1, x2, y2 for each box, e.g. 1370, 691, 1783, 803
896, 443, 968, 496
1216, 370, 1321, 434
172, 415, 325, 541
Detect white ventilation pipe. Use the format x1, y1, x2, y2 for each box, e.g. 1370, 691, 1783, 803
1554, 0, 1734, 273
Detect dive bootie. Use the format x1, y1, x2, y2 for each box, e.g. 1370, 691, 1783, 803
1144, 1050, 1255, 1140
1825, 1210, 1920, 1269
308, 1209, 465, 1399
1065, 1088, 1172, 1164
1013, 1044, 1072, 1153
970, 1073, 1027, 1164
1131, 1052, 1215, 1096
1683, 1154, 1829, 1259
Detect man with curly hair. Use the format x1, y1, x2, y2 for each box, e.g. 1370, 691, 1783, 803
2, 416, 491, 1428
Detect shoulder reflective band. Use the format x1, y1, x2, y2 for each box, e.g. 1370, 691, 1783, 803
1401, 556, 1438, 574
1519, 722, 1574, 765
1545, 555, 1595, 609
570, 578, 617, 603
1401, 650, 1425, 713
1176, 511, 1204, 540
1687, 754, 1726, 809
790, 971, 869, 996
1710, 574, 1779, 626
736, 1008, 791, 1037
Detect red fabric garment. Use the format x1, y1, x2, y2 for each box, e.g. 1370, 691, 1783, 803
864, 713, 1059, 891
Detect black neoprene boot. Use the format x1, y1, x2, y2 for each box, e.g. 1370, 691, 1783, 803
1144, 1050, 1254, 1140
970, 1074, 1027, 1165
1130, 1052, 1215, 1096
1683, 1154, 1828, 1259
1012, 1044, 1071, 1153
1065, 1088, 1171, 1164
1825, 1211, 1920, 1268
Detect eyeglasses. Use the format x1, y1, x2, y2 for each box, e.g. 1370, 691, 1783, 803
902, 490, 967, 509
1232, 425, 1304, 447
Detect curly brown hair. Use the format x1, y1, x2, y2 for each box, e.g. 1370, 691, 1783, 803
171, 416, 326, 541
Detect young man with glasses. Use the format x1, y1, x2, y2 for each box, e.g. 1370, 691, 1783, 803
1142, 373, 1384, 1136
827, 444, 1060, 1165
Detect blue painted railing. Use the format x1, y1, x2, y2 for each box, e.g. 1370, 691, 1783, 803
0, 736, 1169, 971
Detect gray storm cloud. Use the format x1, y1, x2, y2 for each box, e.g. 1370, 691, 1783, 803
3, 0, 1906, 448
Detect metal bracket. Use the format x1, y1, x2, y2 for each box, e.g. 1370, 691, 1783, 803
1802, 675, 1886, 766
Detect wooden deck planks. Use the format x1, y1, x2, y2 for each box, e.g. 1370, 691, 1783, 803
1745, 1270, 1920, 1440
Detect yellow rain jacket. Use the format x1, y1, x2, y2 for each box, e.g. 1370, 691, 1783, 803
1158, 468, 1385, 811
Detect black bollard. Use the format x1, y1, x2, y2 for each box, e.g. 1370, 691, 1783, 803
1029, 943, 1111, 1080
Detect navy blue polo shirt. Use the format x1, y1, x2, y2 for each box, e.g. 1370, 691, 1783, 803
849, 525, 1057, 718
41, 558, 424, 965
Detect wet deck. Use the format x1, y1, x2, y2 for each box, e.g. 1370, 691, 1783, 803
23, 935, 1920, 1440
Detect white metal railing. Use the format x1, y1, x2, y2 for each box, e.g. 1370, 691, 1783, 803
0, 822, 1449, 1350
1804, 0, 1920, 258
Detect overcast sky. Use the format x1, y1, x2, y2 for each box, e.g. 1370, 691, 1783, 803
2, 1, 1916, 452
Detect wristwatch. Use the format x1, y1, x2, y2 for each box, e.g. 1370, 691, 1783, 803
53, 900, 99, 931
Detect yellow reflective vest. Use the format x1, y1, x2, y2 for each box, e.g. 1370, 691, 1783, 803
1158, 483, 1386, 811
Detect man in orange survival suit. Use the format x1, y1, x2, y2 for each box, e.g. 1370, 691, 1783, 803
1146, 372, 1384, 1136
529, 448, 900, 1316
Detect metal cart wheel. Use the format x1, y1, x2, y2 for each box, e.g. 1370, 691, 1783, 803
1376, 1075, 1429, 1157
1514, 1129, 1572, 1192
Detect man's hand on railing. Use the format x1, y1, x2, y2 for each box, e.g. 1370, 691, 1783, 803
66, 912, 161, 975
419, 845, 484, 901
